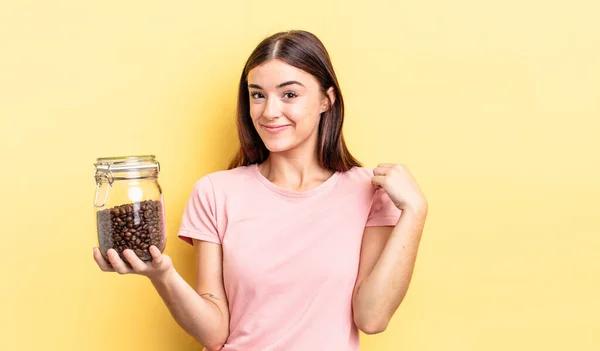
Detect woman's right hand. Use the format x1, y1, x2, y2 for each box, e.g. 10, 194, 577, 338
93, 246, 174, 282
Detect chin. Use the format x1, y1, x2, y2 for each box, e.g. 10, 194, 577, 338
262, 139, 296, 153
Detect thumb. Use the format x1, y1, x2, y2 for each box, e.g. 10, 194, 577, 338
149, 245, 163, 267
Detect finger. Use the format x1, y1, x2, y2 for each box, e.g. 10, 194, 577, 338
371, 175, 387, 188
122, 249, 147, 272
93, 247, 115, 272
377, 163, 396, 168
149, 246, 163, 267
107, 249, 133, 274
373, 167, 390, 176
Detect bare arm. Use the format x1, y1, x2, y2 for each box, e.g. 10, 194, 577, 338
93, 240, 230, 350
352, 207, 427, 334
150, 240, 230, 350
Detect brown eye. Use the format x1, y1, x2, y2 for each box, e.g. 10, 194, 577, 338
284, 92, 298, 99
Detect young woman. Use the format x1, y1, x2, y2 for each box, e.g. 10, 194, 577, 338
94, 30, 428, 351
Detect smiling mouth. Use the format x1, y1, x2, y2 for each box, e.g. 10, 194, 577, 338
261, 124, 291, 131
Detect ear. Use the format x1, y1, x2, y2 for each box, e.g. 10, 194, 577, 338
321, 87, 336, 113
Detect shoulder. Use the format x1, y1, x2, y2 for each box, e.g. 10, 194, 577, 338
339, 166, 374, 182
333, 166, 377, 195
192, 165, 256, 193
204, 165, 254, 183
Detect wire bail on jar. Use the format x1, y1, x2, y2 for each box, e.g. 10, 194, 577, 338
94, 163, 114, 208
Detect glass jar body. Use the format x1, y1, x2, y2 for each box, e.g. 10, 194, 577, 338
94, 156, 166, 263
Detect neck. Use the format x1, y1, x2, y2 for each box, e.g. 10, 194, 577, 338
259, 143, 334, 192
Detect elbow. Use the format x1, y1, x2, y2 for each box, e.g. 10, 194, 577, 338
354, 314, 389, 335
202, 337, 227, 351
199, 331, 228, 351
196, 314, 229, 350
359, 321, 388, 335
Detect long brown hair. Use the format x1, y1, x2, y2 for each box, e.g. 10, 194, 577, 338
227, 30, 362, 172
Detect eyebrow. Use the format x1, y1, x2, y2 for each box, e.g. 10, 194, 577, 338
248, 81, 306, 90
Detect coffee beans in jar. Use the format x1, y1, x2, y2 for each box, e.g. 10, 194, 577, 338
97, 200, 166, 262
94, 155, 166, 264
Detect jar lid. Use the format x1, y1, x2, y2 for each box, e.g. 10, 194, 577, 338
94, 155, 160, 183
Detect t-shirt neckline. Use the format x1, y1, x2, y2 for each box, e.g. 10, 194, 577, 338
250, 163, 341, 198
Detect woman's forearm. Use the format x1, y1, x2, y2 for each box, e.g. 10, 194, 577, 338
150, 269, 229, 350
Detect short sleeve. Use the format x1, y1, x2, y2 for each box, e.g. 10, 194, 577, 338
366, 188, 402, 227
177, 175, 221, 245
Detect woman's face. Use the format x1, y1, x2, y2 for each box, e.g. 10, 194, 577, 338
247, 59, 333, 154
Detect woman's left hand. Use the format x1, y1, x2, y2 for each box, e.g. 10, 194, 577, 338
372, 163, 428, 214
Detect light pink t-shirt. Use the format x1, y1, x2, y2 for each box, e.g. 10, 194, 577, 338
177, 164, 401, 351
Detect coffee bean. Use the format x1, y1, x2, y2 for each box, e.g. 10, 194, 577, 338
97, 199, 165, 263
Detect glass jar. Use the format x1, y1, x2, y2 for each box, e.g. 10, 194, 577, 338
93, 155, 166, 263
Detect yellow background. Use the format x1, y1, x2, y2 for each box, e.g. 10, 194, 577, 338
1, 0, 599, 350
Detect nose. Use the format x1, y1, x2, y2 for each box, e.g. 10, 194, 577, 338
262, 95, 281, 120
